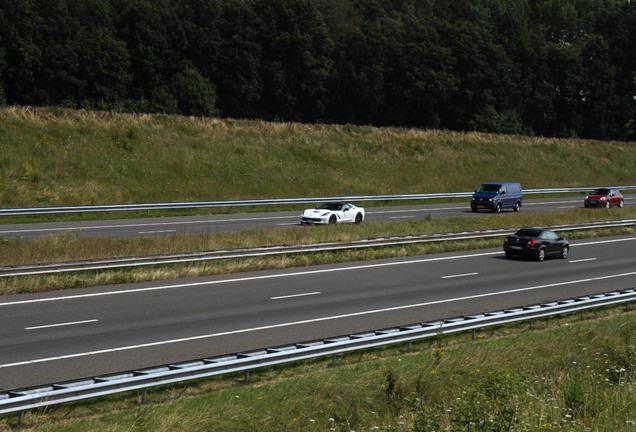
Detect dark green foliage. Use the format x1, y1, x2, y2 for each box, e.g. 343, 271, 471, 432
0, 0, 633, 140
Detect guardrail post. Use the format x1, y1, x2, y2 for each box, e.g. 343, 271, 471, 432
332, 354, 336, 366
141, 389, 147, 404
18, 411, 23, 425
245, 370, 249, 383
529, 319, 534, 330
407, 341, 411, 352
581, 310, 585, 320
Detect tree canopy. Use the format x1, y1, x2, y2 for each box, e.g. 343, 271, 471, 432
0, 0, 633, 140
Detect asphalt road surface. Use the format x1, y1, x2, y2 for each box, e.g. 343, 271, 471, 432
1, 197, 631, 240
1, 233, 634, 390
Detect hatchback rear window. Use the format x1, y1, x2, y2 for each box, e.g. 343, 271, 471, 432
516, 229, 541, 237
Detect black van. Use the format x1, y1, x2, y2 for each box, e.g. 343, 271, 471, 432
471, 182, 523, 213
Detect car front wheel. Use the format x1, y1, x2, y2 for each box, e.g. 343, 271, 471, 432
605, 201, 610, 209
329, 215, 337, 224
536, 248, 546, 262
513, 202, 520, 212
560, 245, 569, 259
619, 199, 624, 208
354, 213, 363, 224
495, 203, 502, 213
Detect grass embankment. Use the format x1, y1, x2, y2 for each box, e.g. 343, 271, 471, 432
1, 207, 635, 295
1, 106, 635, 209
3, 310, 634, 432
0, 107, 635, 431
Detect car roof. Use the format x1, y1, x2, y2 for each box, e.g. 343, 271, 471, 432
482, 182, 520, 186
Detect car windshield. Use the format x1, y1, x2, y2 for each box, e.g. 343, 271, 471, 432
593, 189, 610, 195
317, 203, 343, 211
515, 229, 542, 237
476, 184, 501, 193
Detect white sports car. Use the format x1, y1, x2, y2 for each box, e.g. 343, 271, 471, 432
300, 202, 365, 225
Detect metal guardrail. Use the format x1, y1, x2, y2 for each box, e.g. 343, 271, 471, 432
1, 288, 634, 417
1, 219, 634, 278
1, 186, 635, 217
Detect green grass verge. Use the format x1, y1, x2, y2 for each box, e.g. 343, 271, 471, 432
2, 307, 633, 431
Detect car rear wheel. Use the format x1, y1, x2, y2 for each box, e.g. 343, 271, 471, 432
329, 215, 336, 224
560, 245, 569, 259
354, 213, 363, 224
536, 248, 546, 262
505, 251, 513, 258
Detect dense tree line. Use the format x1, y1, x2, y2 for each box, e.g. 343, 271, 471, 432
0, 0, 633, 140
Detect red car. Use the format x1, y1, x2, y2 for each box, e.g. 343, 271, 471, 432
584, 188, 624, 208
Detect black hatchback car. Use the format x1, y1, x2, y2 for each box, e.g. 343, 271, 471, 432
503, 228, 569, 261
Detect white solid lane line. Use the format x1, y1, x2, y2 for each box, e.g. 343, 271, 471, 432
368, 206, 459, 215
1, 236, 634, 308
271, 292, 321, 300
441, 272, 478, 279
0, 215, 299, 235
4, 270, 636, 369
0, 251, 504, 307
524, 200, 581, 205
25, 319, 99, 330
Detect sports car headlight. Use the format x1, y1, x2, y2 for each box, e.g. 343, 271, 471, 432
601, 197, 606, 201
321, 212, 330, 216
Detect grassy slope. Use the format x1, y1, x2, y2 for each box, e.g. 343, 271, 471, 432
0, 107, 635, 431
1, 106, 635, 208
